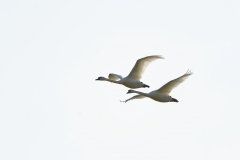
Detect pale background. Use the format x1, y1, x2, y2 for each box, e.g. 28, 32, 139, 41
0, 0, 240, 160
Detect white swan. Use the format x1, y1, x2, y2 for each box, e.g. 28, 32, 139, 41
95, 55, 164, 88
121, 70, 193, 103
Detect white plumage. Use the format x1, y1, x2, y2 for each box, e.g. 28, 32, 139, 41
122, 70, 193, 103
96, 55, 164, 89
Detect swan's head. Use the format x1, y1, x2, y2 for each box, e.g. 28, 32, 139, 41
95, 76, 105, 80
126, 89, 135, 94
140, 82, 150, 88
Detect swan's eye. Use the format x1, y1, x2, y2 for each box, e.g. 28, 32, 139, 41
140, 82, 143, 84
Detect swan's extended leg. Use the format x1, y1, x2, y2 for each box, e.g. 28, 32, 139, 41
172, 98, 179, 103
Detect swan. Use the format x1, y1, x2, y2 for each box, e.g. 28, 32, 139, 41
95, 55, 164, 88
121, 70, 193, 103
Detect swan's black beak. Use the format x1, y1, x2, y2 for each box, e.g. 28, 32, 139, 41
172, 98, 179, 103
143, 84, 150, 88
95, 77, 100, 80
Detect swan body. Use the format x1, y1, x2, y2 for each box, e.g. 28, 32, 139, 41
96, 55, 164, 89
122, 70, 192, 103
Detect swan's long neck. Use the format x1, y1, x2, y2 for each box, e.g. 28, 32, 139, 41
131, 90, 149, 97
103, 77, 122, 84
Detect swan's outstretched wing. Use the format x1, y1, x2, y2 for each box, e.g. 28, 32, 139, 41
157, 70, 193, 94
127, 55, 164, 80
120, 95, 146, 103
108, 73, 123, 81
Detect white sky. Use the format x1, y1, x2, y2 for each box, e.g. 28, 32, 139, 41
1, 0, 240, 160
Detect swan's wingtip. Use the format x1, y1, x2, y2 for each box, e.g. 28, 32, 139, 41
186, 69, 193, 75
158, 55, 165, 59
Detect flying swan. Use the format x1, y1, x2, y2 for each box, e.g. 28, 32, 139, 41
121, 70, 193, 103
95, 55, 164, 88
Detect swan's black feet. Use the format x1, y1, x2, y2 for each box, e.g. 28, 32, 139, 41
172, 98, 179, 103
